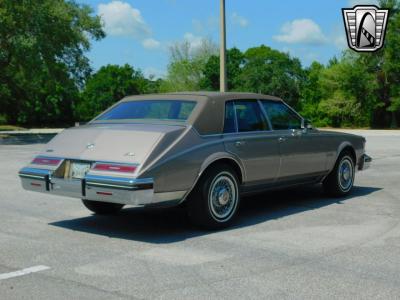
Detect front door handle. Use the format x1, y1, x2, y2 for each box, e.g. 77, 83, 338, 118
291, 129, 302, 137
278, 137, 287, 143
235, 141, 245, 147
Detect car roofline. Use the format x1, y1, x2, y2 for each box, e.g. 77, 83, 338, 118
121, 92, 283, 102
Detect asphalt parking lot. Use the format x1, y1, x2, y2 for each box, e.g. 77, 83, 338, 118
0, 130, 399, 299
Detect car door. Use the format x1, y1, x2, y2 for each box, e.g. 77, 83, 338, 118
260, 100, 327, 181
223, 100, 280, 184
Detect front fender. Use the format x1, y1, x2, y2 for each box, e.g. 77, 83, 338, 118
330, 139, 363, 172
336, 141, 353, 162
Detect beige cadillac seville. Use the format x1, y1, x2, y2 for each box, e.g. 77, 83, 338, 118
19, 92, 371, 228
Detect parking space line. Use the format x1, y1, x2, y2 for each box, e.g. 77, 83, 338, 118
0, 265, 50, 280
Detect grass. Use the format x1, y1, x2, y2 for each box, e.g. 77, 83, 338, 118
0, 125, 26, 131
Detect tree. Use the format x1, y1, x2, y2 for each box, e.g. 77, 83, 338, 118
0, 0, 104, 126
161, 38, 218, 92
300, 53, 377, 127
200, 47, 244, 91
378, 0, 400, 127
356, 0, 400, 127
237, 45, 304, 107
299, 61, 325, 123
76, 64, 148, 121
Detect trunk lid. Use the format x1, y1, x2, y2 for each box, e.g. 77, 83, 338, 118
41, 123, 185, 165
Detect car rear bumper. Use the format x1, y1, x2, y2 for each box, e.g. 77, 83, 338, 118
358, 154, 372, 171
18, 167, 185, 207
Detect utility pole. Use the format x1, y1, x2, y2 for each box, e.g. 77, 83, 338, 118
220, 0, 227, 92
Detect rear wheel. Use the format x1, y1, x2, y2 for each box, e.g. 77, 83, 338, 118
187, 164, 240, 229
82, 200, 124, 215
323, 151, 355, 197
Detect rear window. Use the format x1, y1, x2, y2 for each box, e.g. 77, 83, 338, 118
95, 100, 196, 122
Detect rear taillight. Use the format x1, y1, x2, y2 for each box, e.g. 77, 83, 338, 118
92, 163, 137, 173
31, 157, 61, 166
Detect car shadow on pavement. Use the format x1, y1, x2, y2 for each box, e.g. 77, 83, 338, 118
50, 185, 381, 244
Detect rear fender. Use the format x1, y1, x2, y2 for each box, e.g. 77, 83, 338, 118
180, 152, 245, 203
199, 152, 246, 181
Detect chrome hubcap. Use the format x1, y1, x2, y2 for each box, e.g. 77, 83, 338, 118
209, 173, 238, 221
217, 188, 230, 206
338, 158, 354, 191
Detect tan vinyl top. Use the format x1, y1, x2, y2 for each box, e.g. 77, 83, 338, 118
118, 92, 284, 135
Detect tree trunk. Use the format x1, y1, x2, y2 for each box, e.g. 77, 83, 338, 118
390, 111, 398, 128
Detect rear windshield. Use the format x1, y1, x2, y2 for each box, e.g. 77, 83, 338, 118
95, 100, 196, 122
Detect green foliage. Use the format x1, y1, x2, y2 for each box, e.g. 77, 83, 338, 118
160, 38, 218, 92
76, 64, 149, 121
0, 0, 104, 126
0, 114, 7, 125
299, 61, 325, 124
301, 53, 377, 127
1, 0, 400, 128
238, 45, 304, 107
200, 47, 245, 90
199, 45, 305, 108
297, 0, 400, 129
377, 0, 400, 127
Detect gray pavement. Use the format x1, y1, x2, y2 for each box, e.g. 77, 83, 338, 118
0, 130, 399, 299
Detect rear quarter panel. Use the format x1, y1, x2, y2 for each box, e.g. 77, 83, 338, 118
139, 128, 226, 193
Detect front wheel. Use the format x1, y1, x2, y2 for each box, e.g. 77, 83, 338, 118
187, 164, 240, 229
82, 200, 124, 215
323, 152, 355, 197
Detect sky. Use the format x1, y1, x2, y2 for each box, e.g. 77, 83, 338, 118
81, 0, 379, 78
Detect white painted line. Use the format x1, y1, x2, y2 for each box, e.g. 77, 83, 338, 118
0, 265, 50, 280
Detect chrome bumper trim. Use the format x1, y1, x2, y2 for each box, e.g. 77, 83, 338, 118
19, 173, 48, 180
358, 154, 372, 170
18, 167, 184, 206
19, 167, 51, 179
84, 174, 153, 190
19, 167, 51, 191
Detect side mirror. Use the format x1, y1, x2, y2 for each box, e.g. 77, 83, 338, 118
302, 119, 313, 130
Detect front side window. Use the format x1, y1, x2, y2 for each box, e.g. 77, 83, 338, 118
95, 100, 196, 122
234, 100, 269, 132
261, 101, 302, 130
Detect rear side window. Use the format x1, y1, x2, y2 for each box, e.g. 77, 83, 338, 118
234, 101, 269, 132
96, 100, 196, 122
261, 101, 302, 130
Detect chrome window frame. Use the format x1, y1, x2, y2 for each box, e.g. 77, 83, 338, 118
257, 99, 273, 130
230, 99, 271, 134
259, 99, 304, 131
223, 101, 238, 134
203, 98, 305, 138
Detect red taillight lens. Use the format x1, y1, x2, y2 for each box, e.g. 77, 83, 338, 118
93, 163, 137, 173
31, 157, 61, 166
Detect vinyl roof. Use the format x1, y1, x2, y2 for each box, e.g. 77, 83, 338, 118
119, 92, 284, 135
123, 92, 283, 102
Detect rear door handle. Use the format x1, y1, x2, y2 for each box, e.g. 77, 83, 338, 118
278, 137, 287, 143
235, 141, 245, 147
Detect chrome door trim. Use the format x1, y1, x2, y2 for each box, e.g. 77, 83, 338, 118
257, 99, 273, 130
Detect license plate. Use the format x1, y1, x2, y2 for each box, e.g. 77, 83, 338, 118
70, 162, 91, 179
